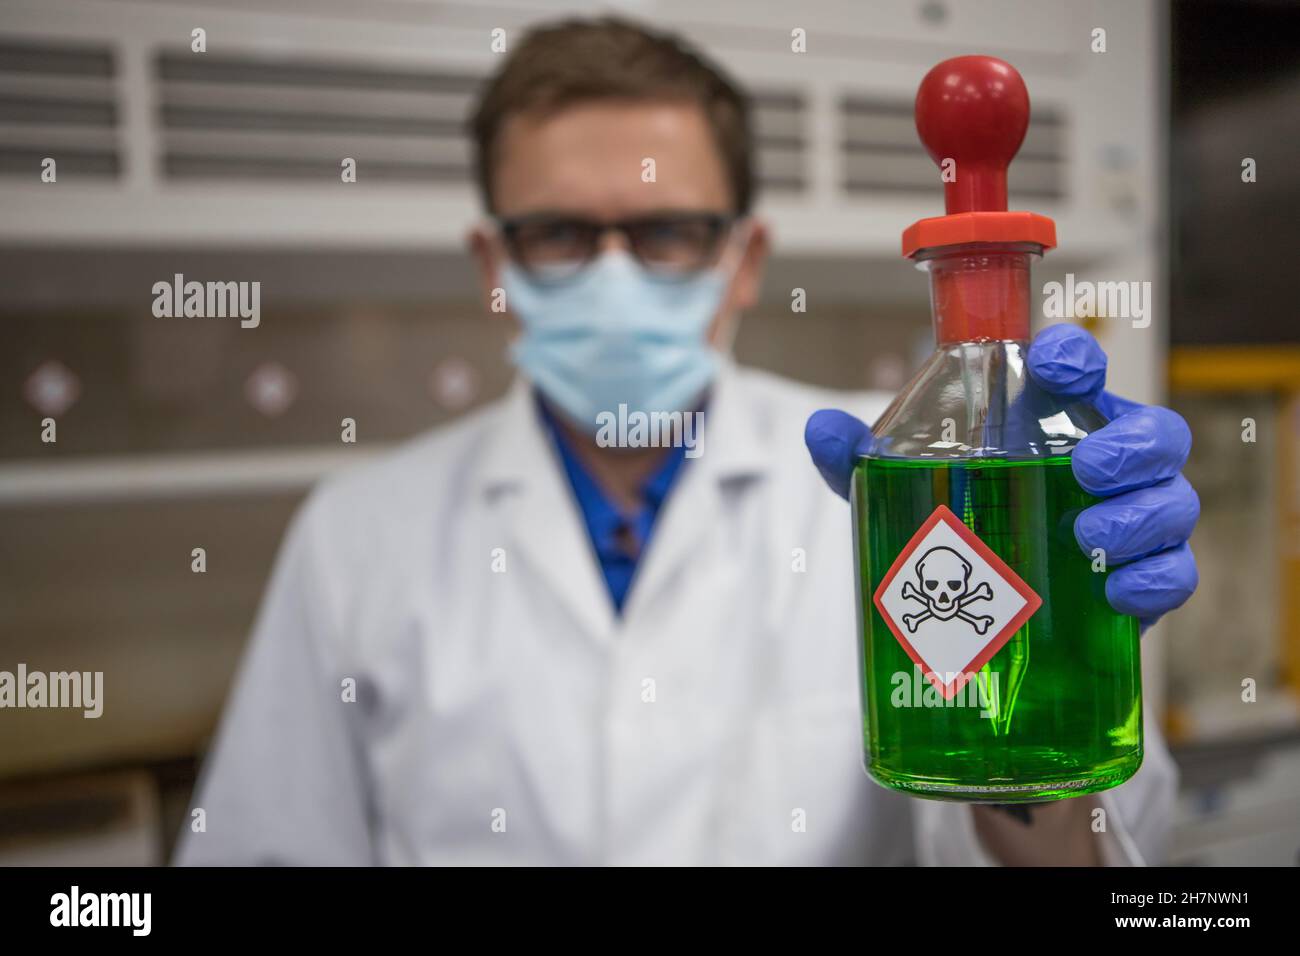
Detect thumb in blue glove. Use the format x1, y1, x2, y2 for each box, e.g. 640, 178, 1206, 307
803, 409, 875, 500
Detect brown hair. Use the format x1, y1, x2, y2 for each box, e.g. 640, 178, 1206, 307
469, 16, 755, 214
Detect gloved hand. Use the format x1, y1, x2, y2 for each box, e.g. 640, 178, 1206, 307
805, 324, 1199, 630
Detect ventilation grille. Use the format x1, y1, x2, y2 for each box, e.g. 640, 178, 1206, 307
840, 96, 1065, 200
154, 49, 809, 194
0, 39, 119, 179
156, 52, 480, 183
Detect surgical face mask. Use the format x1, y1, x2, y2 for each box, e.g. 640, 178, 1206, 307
502, 242, 742, 434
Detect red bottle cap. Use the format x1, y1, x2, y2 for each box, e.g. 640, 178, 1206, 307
901, 55, 1056, 258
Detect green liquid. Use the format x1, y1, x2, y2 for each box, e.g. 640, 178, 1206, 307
851, 455, 1142, 802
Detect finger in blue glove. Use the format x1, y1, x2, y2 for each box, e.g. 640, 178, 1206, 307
1071, 406, 1193, 496
804, 409, 875, 501
1074, 475, 1201, 565
1104, 542, 1199, 627
1026, 323, 1143, 420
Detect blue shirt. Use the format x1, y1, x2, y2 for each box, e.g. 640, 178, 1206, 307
539, 399, 689, 614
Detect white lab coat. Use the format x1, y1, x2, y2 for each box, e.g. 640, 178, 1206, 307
176, 357, 1177, 865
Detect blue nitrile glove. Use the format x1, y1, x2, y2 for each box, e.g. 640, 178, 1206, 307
804, 324, 1199, 630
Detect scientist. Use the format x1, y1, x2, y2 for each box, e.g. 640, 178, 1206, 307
177, 17, 1198, 866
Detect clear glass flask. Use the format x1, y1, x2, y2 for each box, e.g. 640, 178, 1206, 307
851, 57, 1142, 803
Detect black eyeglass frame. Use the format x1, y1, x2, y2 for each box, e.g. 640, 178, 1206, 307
496, 211, 738, 283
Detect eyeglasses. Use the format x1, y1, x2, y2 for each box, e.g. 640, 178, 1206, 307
498, 212, 736, 283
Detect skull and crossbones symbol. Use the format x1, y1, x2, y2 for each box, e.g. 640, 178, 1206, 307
901, 546, 995, 635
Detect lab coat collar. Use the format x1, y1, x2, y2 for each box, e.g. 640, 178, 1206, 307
618, 355, 770, 621
476, 375, 617, 639
476, 354, 768, 494
695, 354, 770, 482
473, 355, 769, 641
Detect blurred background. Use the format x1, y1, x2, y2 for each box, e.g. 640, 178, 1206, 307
0, 0, 1296, 865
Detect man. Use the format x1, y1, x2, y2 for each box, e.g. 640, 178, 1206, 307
177, 18, 1196, 865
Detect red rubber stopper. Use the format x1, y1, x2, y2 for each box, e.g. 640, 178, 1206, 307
904, 56, 1052, 343
900, 54, 1053, 258
915, 55, 1029, 215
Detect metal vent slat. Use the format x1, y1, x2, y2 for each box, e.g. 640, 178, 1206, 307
161, 107, 465, 137
163, 155, 465, 183
0, 123, 117, 150
157, 53, 482, 93
0, 72, 116, 102
0, 41, 113, 77
160, 79, 471, 120
0, 97, 116, 126
162, 128, 470, 165
0, 148, 119, 176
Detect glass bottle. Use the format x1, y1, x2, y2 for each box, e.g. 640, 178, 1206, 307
851, 56, 1142, 803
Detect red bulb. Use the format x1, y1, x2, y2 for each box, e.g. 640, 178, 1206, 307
914, 55, 1030, 215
